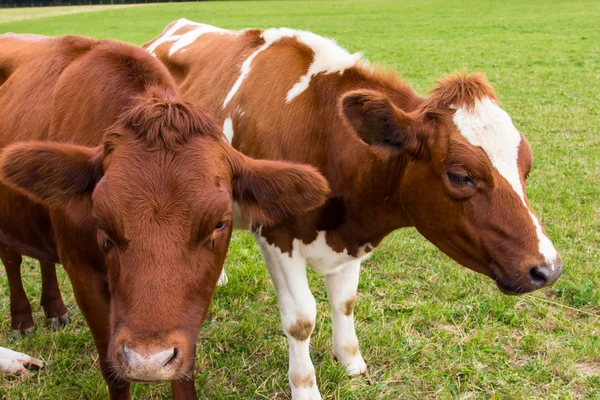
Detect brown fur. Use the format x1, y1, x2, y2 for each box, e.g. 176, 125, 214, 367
287, 319, 315, 342
343, 297, 357, 316
0, 34, 328, 398
291, 373, 316, 388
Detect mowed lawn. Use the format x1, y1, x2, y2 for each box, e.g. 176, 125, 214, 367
1, 0, 599, 398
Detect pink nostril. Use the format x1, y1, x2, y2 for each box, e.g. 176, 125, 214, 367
121, 345, 178, 370
151, 347, 177, 367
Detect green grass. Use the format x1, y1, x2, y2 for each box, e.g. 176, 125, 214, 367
1, 0, 599, 398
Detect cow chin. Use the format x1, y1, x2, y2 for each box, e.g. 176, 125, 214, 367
489, 265, 532, 295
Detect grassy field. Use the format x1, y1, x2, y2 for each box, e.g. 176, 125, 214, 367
1, 0, 599, 398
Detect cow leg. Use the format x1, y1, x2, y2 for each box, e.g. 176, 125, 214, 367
171, 379, 198, 399
65, 264, 131, 399
39, 261, 69, 330
256, 234, 321, 400
0, 346, 44, 374
0, 249, 34, 334
324, 260, 367, 376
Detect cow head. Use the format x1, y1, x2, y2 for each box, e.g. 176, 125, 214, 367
0, 90, 329, 381
340, 73, 561, 294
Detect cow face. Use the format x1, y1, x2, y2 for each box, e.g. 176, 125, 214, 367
0, 96, 329, 382
340, 74, 561, 294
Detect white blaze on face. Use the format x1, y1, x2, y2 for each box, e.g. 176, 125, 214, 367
222, 26, 362, 109
452, 98, 559, 267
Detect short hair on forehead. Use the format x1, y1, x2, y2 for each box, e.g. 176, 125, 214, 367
103, 86, 222, 152
426, 72, 498, 113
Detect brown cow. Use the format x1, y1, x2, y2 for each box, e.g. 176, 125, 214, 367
145, 19, 563, 399
0, 33, 328, 397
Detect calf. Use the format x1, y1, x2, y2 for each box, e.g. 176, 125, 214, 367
0, 33, 328, 398
145, 20, 563, 399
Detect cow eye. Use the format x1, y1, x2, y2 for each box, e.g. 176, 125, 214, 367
215, 221, 227, 231
447, 171, 476, 188
101, 239, 115, 251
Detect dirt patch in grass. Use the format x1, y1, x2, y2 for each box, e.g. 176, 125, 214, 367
574, 361, 600, 377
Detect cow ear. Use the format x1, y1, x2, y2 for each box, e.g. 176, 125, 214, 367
230, 152, 330, 226
340, 89, 416, 153
0, 142, 104, 206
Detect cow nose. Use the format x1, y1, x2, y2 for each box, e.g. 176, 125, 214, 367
120, 345, 179, 381
528, 261, 563, 288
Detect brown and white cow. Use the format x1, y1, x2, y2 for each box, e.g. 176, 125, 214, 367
145, 19, 563, 399
0, 33, 328, 397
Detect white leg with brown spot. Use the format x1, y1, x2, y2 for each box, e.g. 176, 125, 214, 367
255, 233, 321, 400
324, 260, 367, 376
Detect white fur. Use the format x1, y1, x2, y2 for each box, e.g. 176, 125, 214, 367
222, 41, 271, 109
256, 229, 372, 399
283, 30, 362, 103
146, 18, 192, 56
0, 347, 43, 374
223, 117, 234, 143
223, 27, 362, 109
325, 260, 367, 376
168, 23, 229, 56
453, 98, 559, 267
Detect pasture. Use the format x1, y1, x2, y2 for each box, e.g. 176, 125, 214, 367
1, 0, 599, 398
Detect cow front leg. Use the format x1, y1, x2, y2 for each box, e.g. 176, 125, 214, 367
39, 261, 69, 330
0, 249, 34, 334
324, 260, 367, 376
65, 264, 131, 399
171, 379, 198, 399
256, 234, 321, 400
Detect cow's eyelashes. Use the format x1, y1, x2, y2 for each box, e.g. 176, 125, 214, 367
447, 171, 477, 188
215, 220, 228, 231
101, 238, 115, 251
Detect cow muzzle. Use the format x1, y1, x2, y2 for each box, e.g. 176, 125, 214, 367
118, 344, 180, 382
493, 256, 563, 295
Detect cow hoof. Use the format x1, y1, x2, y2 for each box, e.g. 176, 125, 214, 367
46, 313, 70, 331
23, 357, 44, 371
22, 326, 35, 337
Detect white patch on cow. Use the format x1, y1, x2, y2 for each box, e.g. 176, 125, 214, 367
452, 98, 559, 267
222, 41, 271, 109
284, 32, 362, 103
297, 230, 372, 274
146, 18, 192, 56
168, 23, 230, 56
223, 117, 234, 143
0, 347, 43, 374
222, 27, 362, 109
